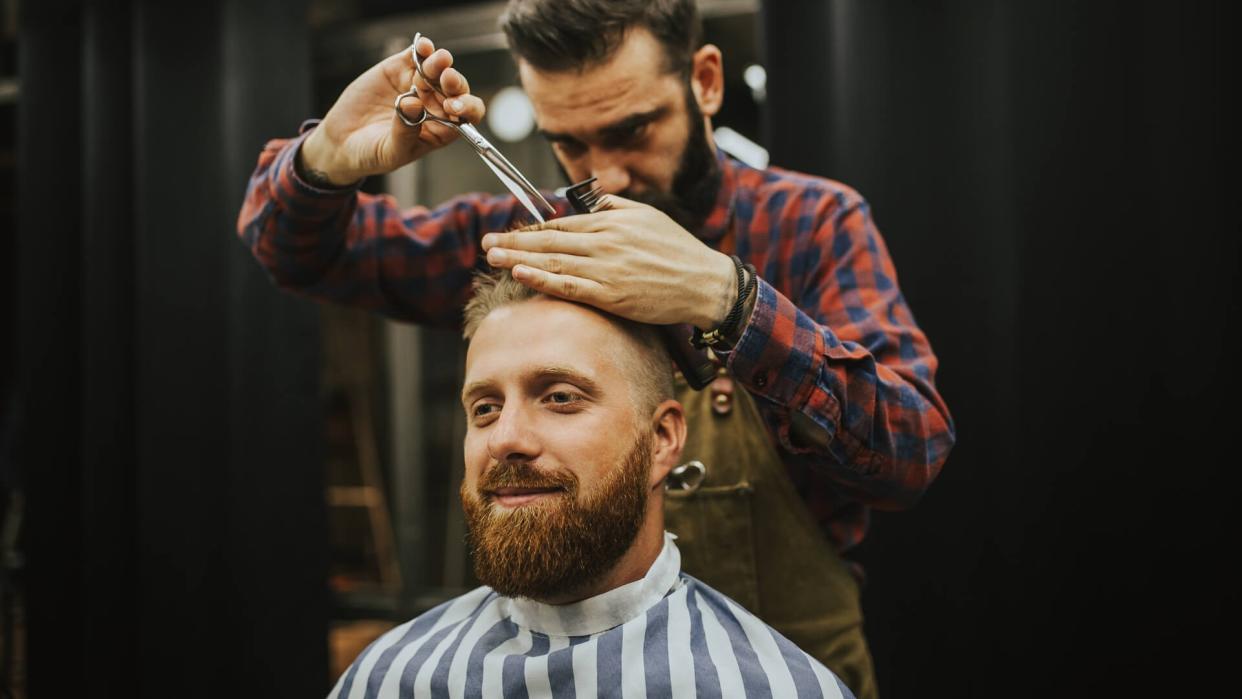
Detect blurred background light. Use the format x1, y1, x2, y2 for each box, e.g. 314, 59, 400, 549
743, 63, 766, 103
486, 85, 535, 143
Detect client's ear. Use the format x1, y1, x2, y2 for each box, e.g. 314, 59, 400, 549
648, 399, 687, 489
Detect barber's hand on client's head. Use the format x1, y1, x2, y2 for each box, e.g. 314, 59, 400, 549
480, 195, 739, 331
299, 34, 487, 187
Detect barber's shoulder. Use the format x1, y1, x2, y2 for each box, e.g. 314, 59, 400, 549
744, 165, 867, 227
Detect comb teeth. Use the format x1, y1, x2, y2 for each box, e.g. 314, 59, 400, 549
566, 177, 607, 214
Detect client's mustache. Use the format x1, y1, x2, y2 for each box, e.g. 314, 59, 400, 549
478, 461, 578, 495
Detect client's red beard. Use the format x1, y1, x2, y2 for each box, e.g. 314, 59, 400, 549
461, 432, 653, 601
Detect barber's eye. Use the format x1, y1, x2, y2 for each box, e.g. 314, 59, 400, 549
607, 124, 647, 148
555, 141, 586, 158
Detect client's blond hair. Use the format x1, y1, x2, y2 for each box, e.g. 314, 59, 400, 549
462, 270, 674, 415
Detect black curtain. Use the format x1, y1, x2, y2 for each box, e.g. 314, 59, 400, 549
14, 0, 1240, 696
764, 1, 1238, 696
17, 0, 327, 696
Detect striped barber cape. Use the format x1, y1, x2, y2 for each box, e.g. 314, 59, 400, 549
330, 532, 854, 698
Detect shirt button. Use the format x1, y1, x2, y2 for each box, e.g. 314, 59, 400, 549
754, 373, 768, 388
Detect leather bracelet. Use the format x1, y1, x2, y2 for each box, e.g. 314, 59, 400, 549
692, 256, 756, 349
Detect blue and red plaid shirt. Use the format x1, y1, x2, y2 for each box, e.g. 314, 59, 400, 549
238, 124, 955, 554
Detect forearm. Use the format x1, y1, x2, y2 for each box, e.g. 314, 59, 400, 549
236, 129, 514, 327
298, 125, 366, 188
237, 131, 360, 292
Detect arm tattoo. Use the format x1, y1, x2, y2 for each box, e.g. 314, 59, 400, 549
295, 147, 354, 190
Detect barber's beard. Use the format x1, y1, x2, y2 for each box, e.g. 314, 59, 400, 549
621, 85, 721, 232
555, 84, 722, 233
461, 432, 653, 601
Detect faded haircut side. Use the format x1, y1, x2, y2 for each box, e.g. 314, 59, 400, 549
462, 269, 674, 416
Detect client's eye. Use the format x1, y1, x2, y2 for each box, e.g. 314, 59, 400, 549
544, 391, 581, 407
472, 402, 500, 419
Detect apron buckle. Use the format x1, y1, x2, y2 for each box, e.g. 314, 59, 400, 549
666, 460, 707, 493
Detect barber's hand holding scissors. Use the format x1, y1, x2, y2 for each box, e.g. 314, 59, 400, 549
300, 35, 484, 186
482, 197, 740, 330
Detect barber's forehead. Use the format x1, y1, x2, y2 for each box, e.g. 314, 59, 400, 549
524, 70, 648, 116
518, 32, 683, 126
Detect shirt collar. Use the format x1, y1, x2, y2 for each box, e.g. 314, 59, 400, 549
692, 145, 739, 245
498, 531, 683, 637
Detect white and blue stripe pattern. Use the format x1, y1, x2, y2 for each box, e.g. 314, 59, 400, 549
329, 534, 854, 699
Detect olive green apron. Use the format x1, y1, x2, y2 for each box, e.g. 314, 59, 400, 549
666, 368, 879, 699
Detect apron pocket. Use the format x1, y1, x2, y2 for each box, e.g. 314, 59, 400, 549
664, 481, 761, 614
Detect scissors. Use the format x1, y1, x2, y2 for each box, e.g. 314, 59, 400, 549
395, 32, 556, 223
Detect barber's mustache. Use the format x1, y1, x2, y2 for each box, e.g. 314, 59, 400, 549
618, 187, 679, 207
478, 460, 578, 495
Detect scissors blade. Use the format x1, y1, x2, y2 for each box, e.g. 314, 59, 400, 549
478, 154, 546, 223
454, 123, 555, 214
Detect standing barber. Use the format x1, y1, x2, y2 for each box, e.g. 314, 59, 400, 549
237, 2, 954, 696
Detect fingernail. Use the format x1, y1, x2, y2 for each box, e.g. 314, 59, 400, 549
481, 233, 495, 249
450, 99, 463, 112
512, 265, 530, 279
488, 249, 508, 264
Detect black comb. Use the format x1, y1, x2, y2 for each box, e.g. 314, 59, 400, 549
566, 177, 606, 214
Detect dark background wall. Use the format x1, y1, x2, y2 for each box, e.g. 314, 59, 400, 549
763, 1, 1238, 696
8, 0, 1238, 696
14, 0, 327, 696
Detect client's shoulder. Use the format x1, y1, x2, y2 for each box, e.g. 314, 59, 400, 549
669, 574, 857, 699
381, 585, 501, 648
327, 586, 503, 699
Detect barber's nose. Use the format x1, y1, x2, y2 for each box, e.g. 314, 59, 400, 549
486, 405, 541, 463
589, 153, 631, 194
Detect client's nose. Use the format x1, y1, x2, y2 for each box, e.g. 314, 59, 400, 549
485, 404, 541, 464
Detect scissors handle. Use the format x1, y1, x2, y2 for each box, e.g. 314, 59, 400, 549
394, 91, 429, 127
395, 32, 556, 218
412, 32, 451, 101
393, 32, 457, 127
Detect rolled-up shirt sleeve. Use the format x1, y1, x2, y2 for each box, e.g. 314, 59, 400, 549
726, 194, 955, 510
236, 126, 536, 328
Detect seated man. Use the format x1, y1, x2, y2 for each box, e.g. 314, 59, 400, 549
330, 271, 855, 699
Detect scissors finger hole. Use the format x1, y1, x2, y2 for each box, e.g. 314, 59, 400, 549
394, 92, 427, 127
410, 34, 448, 96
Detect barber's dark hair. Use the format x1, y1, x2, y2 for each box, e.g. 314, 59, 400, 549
500, 0, 702, 76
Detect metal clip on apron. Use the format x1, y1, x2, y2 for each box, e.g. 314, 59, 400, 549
666, 367, 879, 699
